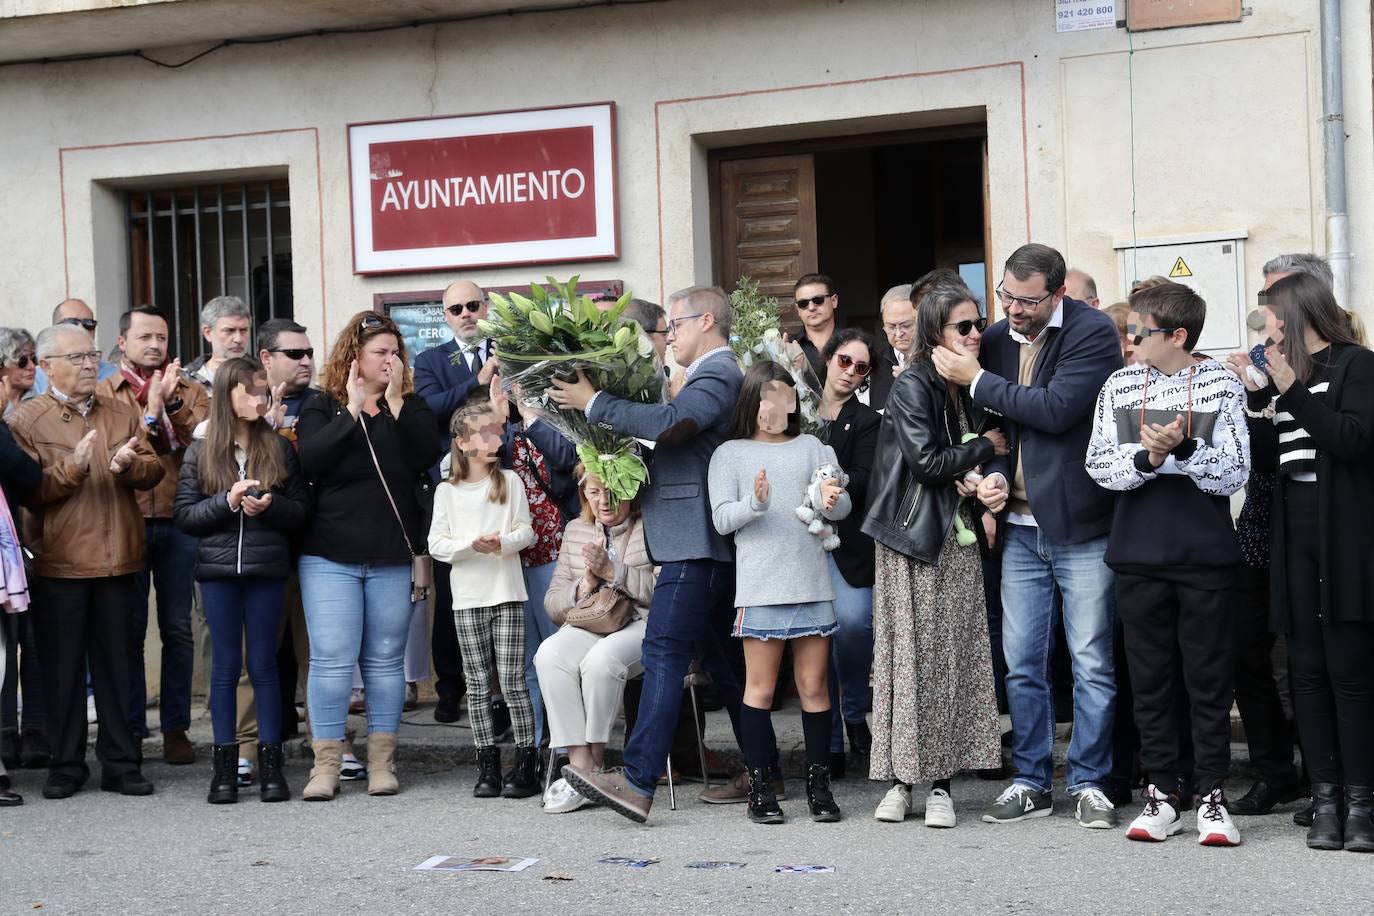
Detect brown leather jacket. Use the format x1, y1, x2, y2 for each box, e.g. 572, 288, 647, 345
8, 391, 164, 578
97, 368, 210, 519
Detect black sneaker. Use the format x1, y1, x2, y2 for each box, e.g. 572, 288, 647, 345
1229, 778, 1302, 816
42, 774, 83, 800
434, 695, 464, 724
100, 770, 154, 796
746, 767, 785, 824
845, 720, 871, 756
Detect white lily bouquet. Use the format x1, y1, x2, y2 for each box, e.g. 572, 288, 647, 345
728, 276, 824, 433
473, 277, 664, 504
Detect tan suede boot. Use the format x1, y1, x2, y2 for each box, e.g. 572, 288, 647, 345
366, 733, 399, 796
303, 739, 343, 801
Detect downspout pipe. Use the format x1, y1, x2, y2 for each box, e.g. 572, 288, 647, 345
1321, 0, 1351, 308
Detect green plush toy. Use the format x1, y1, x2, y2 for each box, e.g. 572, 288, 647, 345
952, 432, 980, 548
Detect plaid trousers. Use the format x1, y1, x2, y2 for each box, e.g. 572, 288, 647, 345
454, 602, 535, 748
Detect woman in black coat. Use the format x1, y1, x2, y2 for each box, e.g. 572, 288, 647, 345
1229, 272, 1374, 852
174, 358, 307, 805
0, 419, 40, 806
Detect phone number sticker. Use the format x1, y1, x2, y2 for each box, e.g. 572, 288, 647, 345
1055, 0, 1117, 32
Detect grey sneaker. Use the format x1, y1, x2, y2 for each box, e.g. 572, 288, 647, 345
1074, 787, 1119, 829
981, 783, 1053, 823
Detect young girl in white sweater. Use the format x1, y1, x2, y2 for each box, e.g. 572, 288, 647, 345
427, 399, 538, 799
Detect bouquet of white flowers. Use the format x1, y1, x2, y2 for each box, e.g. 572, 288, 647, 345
474, 277, 663, 504
728, 276, 824, 432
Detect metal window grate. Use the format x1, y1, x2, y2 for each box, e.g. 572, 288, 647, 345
128, 179, 292, 362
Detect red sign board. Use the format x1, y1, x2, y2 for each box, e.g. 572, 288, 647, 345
349, 103, 618, 274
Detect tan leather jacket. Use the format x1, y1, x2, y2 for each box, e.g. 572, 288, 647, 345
8, 391, 164, 578
544, 515, 657, 626
97, 369, 209, 519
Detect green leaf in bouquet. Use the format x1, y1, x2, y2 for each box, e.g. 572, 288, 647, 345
509, 291, 536, 315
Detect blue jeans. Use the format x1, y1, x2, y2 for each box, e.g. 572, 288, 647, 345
521, 561, 559, 747
826, 556, 873, 753
299, 556, 413, 739
624, 559, 741, 797
129, 518, 198, 736
200, 578, 285, 745
1001, 524, 1116, 794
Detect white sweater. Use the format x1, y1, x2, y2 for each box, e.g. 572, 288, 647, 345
427, 469, 535, 611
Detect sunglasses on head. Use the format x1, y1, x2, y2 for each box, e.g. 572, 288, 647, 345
834, 353, 871, 377
944, 317, 988, 336
446, 300, 484, 315
795, 294, 832, 309
270, 348, 314, 360
59, 317, 98, 332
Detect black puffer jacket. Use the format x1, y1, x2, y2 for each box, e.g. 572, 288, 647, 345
173, 436, 308, 580
861, 359, 998, 564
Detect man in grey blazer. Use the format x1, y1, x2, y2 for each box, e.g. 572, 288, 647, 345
549, 285, 743, 822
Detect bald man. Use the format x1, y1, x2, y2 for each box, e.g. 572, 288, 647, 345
1065, 270, 1101, 309
32, 298, 119, 395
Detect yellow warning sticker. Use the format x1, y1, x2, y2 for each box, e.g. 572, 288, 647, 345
1169, 256, 1193, 278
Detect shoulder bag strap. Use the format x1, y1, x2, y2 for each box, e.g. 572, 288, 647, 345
358, 415, 419, 559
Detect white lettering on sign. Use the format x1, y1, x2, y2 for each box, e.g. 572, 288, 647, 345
1056, 0, 1117, 32
378, 168, 587, 212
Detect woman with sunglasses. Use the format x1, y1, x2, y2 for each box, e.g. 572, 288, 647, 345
816, 329, 882, 777
0, 329, 38, 420
295, 311, 441, 800
862, 285, 1007, 828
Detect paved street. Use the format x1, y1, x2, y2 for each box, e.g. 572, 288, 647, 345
4, 734, 1373, 915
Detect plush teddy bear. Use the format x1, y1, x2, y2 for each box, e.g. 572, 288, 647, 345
795, 463, 849, 552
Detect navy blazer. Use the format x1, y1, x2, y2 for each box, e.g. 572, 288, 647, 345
587, 349, 742, 564
974, 297, 1121, 545
414, 338, 483, 482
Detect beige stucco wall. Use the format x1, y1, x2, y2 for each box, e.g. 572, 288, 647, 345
0, 0, 1369, 350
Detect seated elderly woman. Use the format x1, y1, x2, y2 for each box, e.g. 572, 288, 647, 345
534, 463, 656, 814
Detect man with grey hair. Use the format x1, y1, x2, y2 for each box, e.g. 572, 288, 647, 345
185, 295, 252, 389
548, 284, 748, 823
32, 298, 118, 396
868, 284, 914, 411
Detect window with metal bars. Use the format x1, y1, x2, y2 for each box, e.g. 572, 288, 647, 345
128, 179, 293, 361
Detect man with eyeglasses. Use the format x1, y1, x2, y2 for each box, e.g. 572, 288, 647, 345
931, 243, 1124, 830
9, 323, 164, 800
793, 273, 841, 379
98, 306, 209, 767
32, 299, 119, 397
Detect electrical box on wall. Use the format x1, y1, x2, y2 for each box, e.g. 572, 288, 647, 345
1113, 230, 1248, 355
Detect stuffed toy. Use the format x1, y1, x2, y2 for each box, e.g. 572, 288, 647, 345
795, 463, 848, 551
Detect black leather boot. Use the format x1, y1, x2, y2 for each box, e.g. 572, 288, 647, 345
207, 743, 239, 805
501, 746, 540, 799
1294, 799, 1315, 827
473, 746, 502, 798
1306, 783, 1344, 850
1343, 786, 1374, 853
746, 766, 785, 824
1229, 777, 1302, 816
257, 742, 290, 803
806, 764, 842, 823
846, 720, 872, 756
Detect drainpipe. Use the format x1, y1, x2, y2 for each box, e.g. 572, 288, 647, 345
1320, 0, 1351, 308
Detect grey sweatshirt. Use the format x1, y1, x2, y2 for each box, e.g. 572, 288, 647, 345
708, 434, 851, 607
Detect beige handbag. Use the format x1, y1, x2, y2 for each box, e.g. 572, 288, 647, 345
564, 521, 637, 635
360, 416, 433, 604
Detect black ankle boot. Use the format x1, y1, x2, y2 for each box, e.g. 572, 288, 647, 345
207, 743, 238, 805
746, 766, 784, 824
1344, 786, 1374, 853
806, 764, 842, 822
501, 747, 540, 799
474, 746, 502, 798
1307, 783, 1344, 850
257, 742, 290, 803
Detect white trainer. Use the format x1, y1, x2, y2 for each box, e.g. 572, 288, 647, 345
1127, 784, 1183, 842
543, 777, 592, 814
1196, 788, 1242, 847
924, 788, 956, 828
874, 783, 914, 822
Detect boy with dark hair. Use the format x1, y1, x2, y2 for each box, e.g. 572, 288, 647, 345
1085, 281, 1250, 846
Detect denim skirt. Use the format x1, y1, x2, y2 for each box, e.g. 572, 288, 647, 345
732, 600, 838, 641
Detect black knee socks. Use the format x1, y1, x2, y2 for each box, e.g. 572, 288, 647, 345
740, 704, 777, 771
801, 709, 831, 769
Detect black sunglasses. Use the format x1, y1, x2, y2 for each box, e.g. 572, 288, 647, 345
944, 317, 988, 336
7, 354, 33, 369
446, 300, 484, 315
1125, 324, 1181, 347
270, 348, 314, 360
59, 317, 98, 332
795, 294, 832, 310
834, 353, 871, 377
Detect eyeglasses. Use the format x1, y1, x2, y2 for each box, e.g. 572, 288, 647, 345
994, 285, 1053, 310
5, 354, 34, 369
50, 350, 102, 366
666, 313, 705, 336
882, 320, 915, 335
59, 317, 98, 332
795, 294, 833, 310
446, 300, 484, 315
270, 348, 314, 360
943, 317, 988, 336
646, 326, 669, 337
834, 353, 871, 377
1125, 324, 1181, 347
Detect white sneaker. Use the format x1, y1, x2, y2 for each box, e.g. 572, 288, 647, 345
874, 783, 913, 822
924, 788, 956, 828
339, 752, 367, 781
543, 777, 592, 814
1126, 784, 1183, 842
236, 757, 254, 787
86, 695, 98, 725
1196, 788, 1242, 847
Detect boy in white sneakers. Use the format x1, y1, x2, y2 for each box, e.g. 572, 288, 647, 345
1085, 282, 1250, 846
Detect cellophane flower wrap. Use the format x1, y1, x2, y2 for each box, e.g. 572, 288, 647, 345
728, 276, 824, 433
474, 277, 663, 504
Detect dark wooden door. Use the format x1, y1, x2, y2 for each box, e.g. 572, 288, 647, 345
717, 155, 818, 308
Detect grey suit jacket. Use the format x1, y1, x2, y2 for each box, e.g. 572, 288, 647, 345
587, 349, 742, 564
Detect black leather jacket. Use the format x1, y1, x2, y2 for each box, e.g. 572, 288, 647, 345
861, 360, 998, 564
